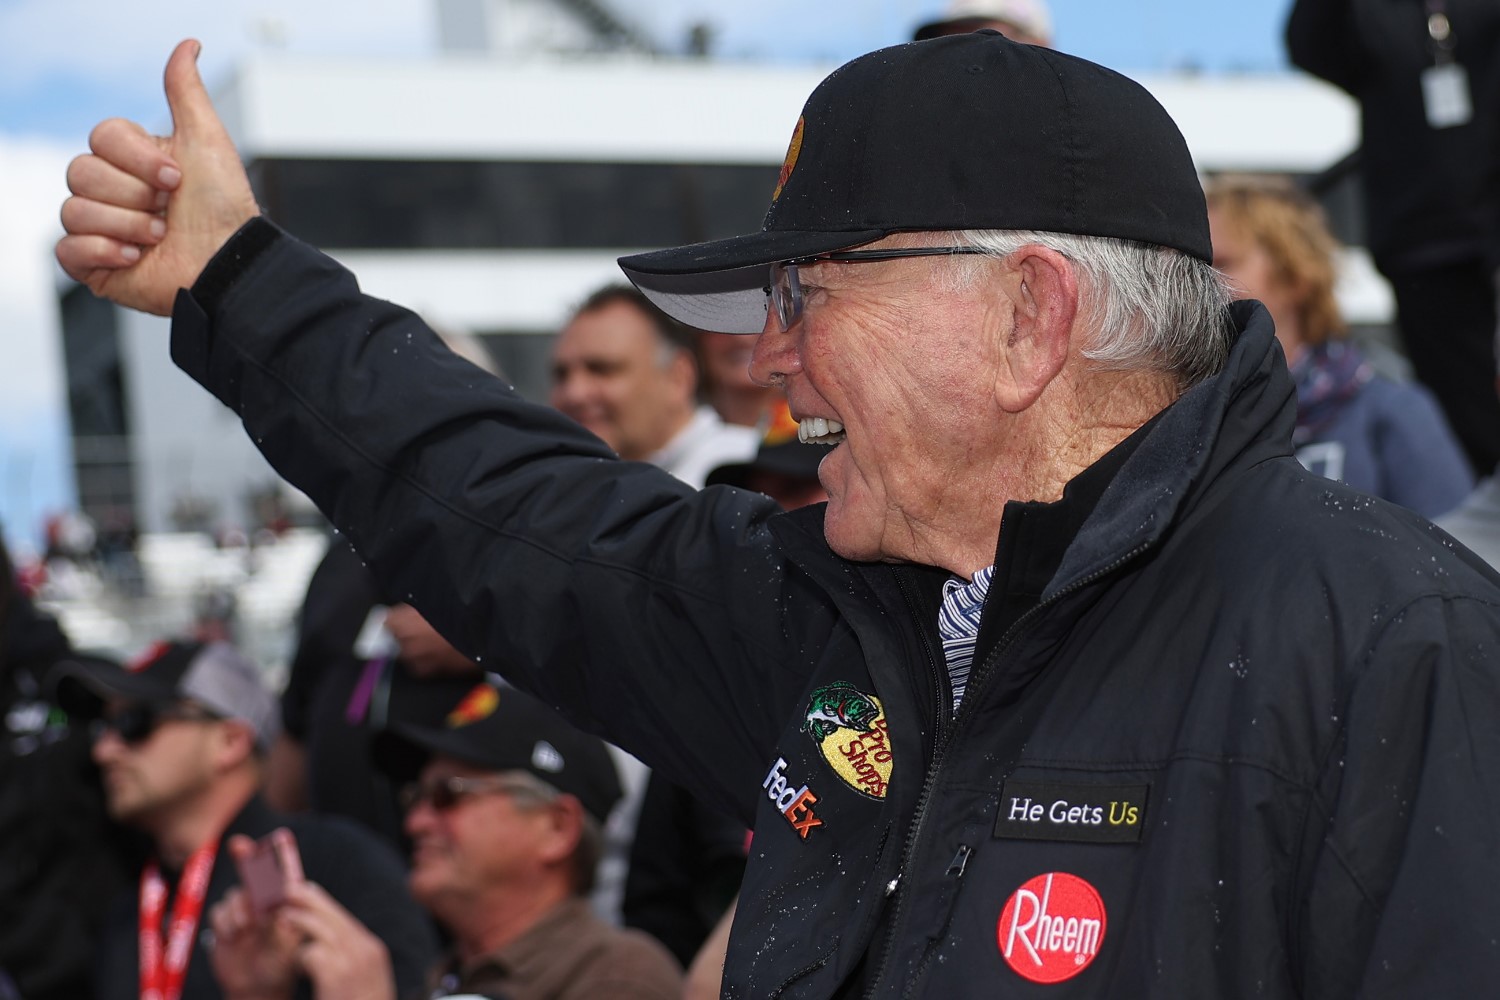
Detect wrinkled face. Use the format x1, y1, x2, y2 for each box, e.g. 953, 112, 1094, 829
749, 242, 1010, 564
404, 758, 552, 915
90, 700, 223, 829
549, 301, 694, 461
1208, 208, 1303, 352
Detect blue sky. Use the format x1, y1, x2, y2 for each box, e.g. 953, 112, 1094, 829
0, 0, 1299, 553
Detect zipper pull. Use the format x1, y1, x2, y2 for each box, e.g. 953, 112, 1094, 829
884, 874, 902, 897
945, 844, 973, 879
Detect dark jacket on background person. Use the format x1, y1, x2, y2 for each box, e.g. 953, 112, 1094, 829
282, 538, 481, 849
1286, 0, 1500, 271
170, 220, 1500, 997
96, 795, 438, 1000
0, 581, 131, 1000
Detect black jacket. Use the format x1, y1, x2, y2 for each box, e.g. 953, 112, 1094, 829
96, 795, 438, 1000
174, 219, 1500, 998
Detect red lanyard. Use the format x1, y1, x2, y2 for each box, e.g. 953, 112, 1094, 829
139, 842, 218, 1000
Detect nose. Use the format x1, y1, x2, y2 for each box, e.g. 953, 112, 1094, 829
404, 797, 438, 837
749, 313, 803, 388
91, 725, 123, 764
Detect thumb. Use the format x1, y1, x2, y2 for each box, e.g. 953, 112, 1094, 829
163, 39, 226, 141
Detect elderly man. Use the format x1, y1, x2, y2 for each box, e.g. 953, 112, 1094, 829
57, 30, 1500, 999
209, 682, 683, 1000
50, 640, 437, 1000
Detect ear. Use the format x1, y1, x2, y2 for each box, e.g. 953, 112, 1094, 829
211, 719, 258, 772
993, 246, 1078, 413
536, 795, 584, 869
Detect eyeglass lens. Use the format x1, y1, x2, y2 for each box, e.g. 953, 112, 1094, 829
96, 704, 161, 745
94, 703, 218, 745
401, 776, 467, 812
768, 262, 802, 332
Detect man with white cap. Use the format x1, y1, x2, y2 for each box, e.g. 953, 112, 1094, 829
52, 640, 437, 1000
56, 27, 1500, 999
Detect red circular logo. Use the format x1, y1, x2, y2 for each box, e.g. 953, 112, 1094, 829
997, 872, 1107, 984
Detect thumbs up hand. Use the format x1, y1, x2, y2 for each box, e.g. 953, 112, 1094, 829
57, 40, 262, 316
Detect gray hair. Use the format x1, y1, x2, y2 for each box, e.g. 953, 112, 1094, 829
948, 229, 1233, 390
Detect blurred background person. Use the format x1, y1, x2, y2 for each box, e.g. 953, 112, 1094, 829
1206, 175, 1473, 518
550, 285, 757, 488
267, 537, 484, 853
51, 639, 436, 1000
0, 533, 131, 1000
210, 682, 682, 1000
1287, 0, 1500, 476
694, 329, 780, 429
913, 0, 1053, 45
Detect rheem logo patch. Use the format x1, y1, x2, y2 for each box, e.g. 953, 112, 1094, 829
998, 872, 1106, 983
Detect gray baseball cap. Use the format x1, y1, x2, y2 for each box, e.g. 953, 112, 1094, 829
51, 640, 280, 749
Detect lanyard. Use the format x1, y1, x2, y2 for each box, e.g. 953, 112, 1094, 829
138, 842, 218, 1000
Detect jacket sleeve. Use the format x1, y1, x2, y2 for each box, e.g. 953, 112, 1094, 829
1285, 0, 1365, 94
169, 220, 819, 825
1294, 592, 1500, 997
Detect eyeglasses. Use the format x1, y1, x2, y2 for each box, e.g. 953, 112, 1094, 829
766, 246, 990, 332
92, 702, 222, 746
398, 774, 548, 813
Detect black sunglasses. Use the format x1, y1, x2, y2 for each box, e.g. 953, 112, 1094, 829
92, 702, 221, 746
398, 774, 544, 813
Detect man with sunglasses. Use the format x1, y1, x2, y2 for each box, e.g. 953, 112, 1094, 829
51, 640, 437, 1000
57, 28, 1500, 999
207, 681, 682, 1000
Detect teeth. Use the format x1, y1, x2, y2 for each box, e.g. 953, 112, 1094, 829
798, 417, 846, 445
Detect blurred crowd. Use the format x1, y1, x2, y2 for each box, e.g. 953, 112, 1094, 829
11, 0, 1500, 998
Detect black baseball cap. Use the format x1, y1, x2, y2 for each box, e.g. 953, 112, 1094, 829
50, 639, 279, 749
372, 682, 623, 825
618, 30, 1210, 334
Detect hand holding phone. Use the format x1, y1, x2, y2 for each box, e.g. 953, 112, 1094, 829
233, 828, 305, 919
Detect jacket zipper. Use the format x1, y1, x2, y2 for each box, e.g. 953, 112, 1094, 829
866, 543, 1152, 999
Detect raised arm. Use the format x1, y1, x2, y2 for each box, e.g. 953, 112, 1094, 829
58, 43, 820, 826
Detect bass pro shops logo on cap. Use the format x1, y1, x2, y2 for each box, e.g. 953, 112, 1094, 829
998, 872, 1107, 984
801, 682, 892, 799
772, 117, 804, 201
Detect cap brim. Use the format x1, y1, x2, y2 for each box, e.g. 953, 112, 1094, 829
618, 228, 885, 334
49, 658, 177, 717
372, 721, 487, 784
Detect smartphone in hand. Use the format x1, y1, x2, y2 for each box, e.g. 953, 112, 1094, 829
233, 828, 305, 919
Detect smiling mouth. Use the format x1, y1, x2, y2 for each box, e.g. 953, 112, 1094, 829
798, 417, 846, 445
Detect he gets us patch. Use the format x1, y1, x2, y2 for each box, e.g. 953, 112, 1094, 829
994, 780, 1149, 844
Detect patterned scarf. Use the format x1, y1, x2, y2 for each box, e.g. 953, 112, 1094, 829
1289, 340, 1374, 445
